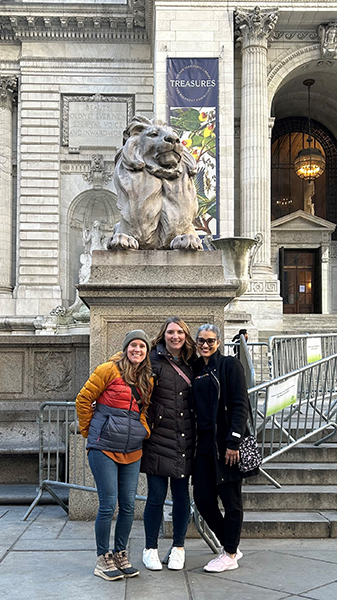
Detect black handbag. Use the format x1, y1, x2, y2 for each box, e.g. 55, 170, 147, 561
238, 398, 262, 473
238, 434, 262, 473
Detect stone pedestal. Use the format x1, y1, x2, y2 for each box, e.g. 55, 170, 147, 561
78, 249, 239, 370
70, 248, 240, 520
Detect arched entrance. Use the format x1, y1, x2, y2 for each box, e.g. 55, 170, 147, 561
67, 190, 119, 304
272, 117, 337, 233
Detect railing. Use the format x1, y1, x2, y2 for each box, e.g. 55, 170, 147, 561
22, 401, 221, 553
23, 353, 337, 538
268, 333, 337, 379
224, 341, 268, 384
249, 353, 337, 487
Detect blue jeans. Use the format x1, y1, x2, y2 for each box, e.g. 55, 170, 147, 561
88, 449, 140, 556
143, 474, 191, 548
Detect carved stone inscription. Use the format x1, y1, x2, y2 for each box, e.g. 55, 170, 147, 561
63, 94, 135, 149
70, 101, 126, 148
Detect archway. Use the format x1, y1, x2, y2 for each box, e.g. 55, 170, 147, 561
67, 190, 119, 304
271, 117, 337, 236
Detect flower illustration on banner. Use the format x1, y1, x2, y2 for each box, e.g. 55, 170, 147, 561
170, 107, 217, 235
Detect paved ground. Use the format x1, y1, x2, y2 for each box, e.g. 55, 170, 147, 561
1, 505, 337, 600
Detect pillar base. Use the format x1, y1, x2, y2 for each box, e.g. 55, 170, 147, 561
225, 273, 283, 335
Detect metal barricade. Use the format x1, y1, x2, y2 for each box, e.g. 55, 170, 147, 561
268, 333, 337, 379
249, 353, 337, 488
22, 401, 221, 554
224, 342, 268, 384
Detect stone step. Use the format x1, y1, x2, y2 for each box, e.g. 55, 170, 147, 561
241, 511, 337, 538
267, 443, 337, 462
164, 508, 337, 539
0, 484, 68, 506
248, 463, 337, 485
242, 485, 337, 511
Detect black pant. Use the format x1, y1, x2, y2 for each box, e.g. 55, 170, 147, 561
193, 454, 243, 554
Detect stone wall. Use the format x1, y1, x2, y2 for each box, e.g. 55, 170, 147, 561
0, 334, 89, 484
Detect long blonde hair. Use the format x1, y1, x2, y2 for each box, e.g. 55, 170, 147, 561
117, 350, 152, 412
152, 316, 197, 363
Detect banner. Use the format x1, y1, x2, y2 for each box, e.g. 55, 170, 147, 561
167, 58, 219, 236
265, 374, 299, 417
307, 337, 322, 364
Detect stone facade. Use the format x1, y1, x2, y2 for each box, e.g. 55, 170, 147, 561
0, 1, 336, 331
2, 2, 337, 494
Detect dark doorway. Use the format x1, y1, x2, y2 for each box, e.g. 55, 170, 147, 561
279, 248, 321, 314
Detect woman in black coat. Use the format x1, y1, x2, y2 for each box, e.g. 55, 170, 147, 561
192, 323, 258, 573
141, 316, 196, 572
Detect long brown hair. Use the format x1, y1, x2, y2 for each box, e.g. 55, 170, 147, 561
117, 350, 152, 412
152, 316, 197, 363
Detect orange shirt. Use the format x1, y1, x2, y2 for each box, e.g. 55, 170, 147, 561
102, 449, 142, 464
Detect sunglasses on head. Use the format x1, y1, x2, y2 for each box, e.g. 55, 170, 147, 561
196, 337, 218, 347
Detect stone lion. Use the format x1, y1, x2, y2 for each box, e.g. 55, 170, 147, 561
108, 116, 203, 250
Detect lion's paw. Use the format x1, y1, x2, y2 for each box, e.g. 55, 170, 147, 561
107, 233, 139, 250
170, 234, 203, 251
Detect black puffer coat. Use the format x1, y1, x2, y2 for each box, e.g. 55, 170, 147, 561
141, 344, 194, 479
192, 350, 259, 484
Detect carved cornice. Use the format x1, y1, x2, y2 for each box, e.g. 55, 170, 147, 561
61, 158, 114, 176
235, 6, 278, 50
0, 1, 152, 43
273, 30, 319, 42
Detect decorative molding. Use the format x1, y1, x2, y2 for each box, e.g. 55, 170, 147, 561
330, 242, 337, 259
0, 76, 17, 108
0, 1, 151, 43
235, 6, 278, 49
318, 22, 337, 59
267, 45, 318, 85
61, 159, 114, 178
273, 30, 318, 42
62, 93, 135, 149
34, 351, 72, 394
82, 155, 113, 188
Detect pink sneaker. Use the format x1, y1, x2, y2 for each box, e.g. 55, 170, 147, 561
203, 553, 238, 572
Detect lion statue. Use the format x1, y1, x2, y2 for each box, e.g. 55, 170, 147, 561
108, 116, 203, 251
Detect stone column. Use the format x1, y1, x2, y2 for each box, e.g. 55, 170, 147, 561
235, 6, 278, 272
0, 77, 17, 295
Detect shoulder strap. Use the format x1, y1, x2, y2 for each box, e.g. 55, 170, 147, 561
129, 384, 142, 403
164, 356, 192, 387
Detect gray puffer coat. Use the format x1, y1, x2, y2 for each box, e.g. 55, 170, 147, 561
140, 344, 194, 479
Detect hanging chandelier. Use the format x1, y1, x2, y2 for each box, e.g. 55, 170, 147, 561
293, 79, 325, 181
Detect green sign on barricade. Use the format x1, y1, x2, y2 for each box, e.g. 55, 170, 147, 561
266, 374, 299, 417
307, 337, 322, 364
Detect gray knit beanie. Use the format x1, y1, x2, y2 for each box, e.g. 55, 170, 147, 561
122, 329, 150, 352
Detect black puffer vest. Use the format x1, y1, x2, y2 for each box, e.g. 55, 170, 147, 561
140, 344, 194, 479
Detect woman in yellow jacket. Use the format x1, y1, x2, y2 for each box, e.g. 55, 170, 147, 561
76, 329, 153, 582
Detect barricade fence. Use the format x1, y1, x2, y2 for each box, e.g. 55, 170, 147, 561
22, 401, 222, 552
22, 352, 337, 529
224, 342, 268, 384
249, 353, 337, 487
268, 333, 337, 379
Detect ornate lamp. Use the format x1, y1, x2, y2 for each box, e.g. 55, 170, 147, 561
294, 79, 325, 181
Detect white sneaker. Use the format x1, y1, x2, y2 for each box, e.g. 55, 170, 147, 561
142, 548, 163, 571
204, 552, 238, 572
168, 547, 185, 570
236, 548, 243, 560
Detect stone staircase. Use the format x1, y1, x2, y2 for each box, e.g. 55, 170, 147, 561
264, 314, 337, 337
241, 442, 337, 538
